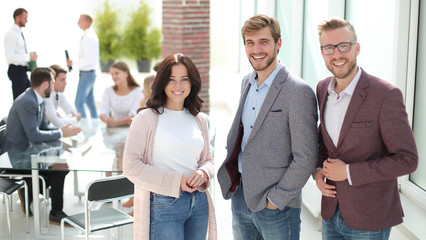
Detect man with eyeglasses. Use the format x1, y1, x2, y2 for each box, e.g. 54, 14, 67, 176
314, 17, 418, 240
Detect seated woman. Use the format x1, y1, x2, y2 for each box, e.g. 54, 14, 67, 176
99, 61, 143, 127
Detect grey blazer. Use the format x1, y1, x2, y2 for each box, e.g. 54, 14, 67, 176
1, 88, 61, 154
217, 65, 318, 212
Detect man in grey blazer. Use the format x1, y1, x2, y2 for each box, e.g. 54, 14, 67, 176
0, 67, 81, 225
314, 17, 418, 240
217, 14, 318, 240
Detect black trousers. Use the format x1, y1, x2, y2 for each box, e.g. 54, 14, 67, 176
5, 169, 69, 213
7, 64, 31, 100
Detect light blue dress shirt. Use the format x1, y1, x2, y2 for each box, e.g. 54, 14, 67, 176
238, 63, 282, 173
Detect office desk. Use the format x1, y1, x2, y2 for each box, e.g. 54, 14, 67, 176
0, 119, 129, 237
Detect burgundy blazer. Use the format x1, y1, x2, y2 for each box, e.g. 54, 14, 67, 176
316, 68, 418, 231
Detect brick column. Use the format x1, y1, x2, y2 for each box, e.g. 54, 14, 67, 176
162, 0, 210, 113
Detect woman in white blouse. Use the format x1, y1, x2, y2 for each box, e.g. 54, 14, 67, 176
123, 53, 216, 239
99, 61, 143, 127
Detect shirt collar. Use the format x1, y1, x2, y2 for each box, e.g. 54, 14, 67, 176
327, 67, 361, 96
12, 24, 22, 32
33, 89, 44, 105
249, 62, 282, 88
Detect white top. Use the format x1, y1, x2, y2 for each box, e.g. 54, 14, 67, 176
4, 24, 30, 66
78, 27, 99, 71
99, 86, 143, 119
44, 90, 78, 127
152, 108, 204, 177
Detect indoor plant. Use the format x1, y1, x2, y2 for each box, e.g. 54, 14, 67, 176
123, 0, 162, 72
94, 0, 122, 72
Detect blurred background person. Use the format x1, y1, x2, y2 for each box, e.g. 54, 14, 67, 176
45, 64, 81, 127
0, 67, 81, 225
4, 8, 38, 100
66, 13, 99, 119
99, 61, 143, 127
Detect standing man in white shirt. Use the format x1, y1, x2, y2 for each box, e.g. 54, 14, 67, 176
45, 65, 81, 127
67, 13, 99, 119
4, 8, 38, 100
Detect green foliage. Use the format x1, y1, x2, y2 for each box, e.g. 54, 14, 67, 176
123, 0, 162, 60
94, 0, 122, 64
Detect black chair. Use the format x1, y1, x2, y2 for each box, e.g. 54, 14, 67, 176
0, 177, 29, 239
61, 175, 134, 239
0, 124, 50, 227
0, 124, 6, 148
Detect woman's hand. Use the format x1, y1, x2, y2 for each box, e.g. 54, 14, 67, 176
186, 169, 208, 189
180, 175, 197, 193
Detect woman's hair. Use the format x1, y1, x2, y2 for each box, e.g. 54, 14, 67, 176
146, 53, 203, 116
110, 61, 140, 91
139, 75, 155, 108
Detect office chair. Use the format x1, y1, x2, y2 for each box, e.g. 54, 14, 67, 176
0, 172, 50, 227
0, 123, 50, 227
61, 175, 134, 240
0, 177, 29, 239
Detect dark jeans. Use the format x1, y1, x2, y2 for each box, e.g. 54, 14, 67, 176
5, 169, 69, 213
7, 64, 31, 100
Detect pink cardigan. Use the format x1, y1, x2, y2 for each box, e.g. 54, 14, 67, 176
123, 108, 216, 239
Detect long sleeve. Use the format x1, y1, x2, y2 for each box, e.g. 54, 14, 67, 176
349, 87, 418, 186
123, 110, 183, 198
45, 94, 77, 127
77, 28, 99, 71
18, 98, 61, 142
4, 25, 29, 66
99, 87, 112, 117
195, 114, 215, 192
128, 89, 144, 116
58, 92, 77, 116
267, 83, 319, 209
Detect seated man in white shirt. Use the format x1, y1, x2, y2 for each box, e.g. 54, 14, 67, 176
45, 65, 81, 127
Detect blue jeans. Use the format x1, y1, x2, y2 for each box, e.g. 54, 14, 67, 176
150, 190, 208, 240
231, 186, 301, 240
75, 71, 97, 118
322, 206, 391, 240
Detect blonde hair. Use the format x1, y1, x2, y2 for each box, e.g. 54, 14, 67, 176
140, 75, 155, 108
317, 17, 357, 40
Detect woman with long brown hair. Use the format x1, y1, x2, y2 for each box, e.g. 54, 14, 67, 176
123, 53, 216, 239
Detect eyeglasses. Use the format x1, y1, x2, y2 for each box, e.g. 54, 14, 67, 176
320, 41, 357, 55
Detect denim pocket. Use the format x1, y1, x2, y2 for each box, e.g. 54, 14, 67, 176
151, 193, 178, 207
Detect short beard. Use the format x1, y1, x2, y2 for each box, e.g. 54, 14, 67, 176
249, 46, 277, 72
328, 59, 357, 80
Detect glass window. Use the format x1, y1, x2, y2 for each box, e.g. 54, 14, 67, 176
276, 0, 293, 69
346, 0, 396, 85
411, 1, 426, 191
301, 0, 330, 89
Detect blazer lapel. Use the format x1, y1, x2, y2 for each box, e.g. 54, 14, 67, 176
336, 73, 369, 149
247, 66, 288, 143
318, 78, 337, 151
